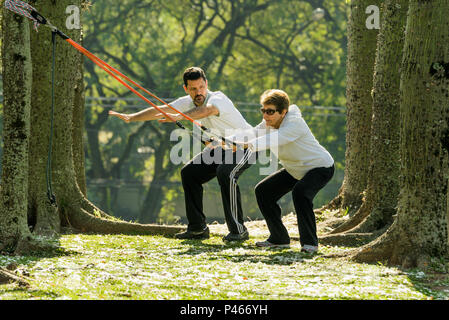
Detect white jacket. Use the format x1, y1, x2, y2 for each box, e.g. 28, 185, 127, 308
237, 105, 334, 180
169, 90, 252, 136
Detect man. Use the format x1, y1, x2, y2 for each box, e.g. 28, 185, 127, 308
109, 67, 254, 242
234, 89, 334, 253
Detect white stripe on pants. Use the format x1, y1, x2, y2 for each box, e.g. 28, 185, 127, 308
229, 148, 252, 234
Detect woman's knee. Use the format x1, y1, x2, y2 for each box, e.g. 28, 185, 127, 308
254, 181, 269, 200
292, 182, 315, 203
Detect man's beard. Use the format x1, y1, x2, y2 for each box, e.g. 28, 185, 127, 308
194, 94, 205, 105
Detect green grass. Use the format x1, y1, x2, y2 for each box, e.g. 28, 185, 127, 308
1, 233, 448, 300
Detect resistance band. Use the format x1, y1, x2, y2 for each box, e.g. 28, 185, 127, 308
4, 0, 241, 205
4, 0, 238, 148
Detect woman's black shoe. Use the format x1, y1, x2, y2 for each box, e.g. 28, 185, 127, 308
175, 227, 210, 239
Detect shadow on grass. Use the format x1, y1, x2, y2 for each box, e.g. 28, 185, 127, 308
175, 239, 318, 266
404, 258, 449, 300
0, 242, 81, 270
0, 241, 81, 296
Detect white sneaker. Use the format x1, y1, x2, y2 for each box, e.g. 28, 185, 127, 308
301, 244, 318, 253
255, 240, 290, 248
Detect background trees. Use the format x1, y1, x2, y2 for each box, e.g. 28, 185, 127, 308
326, 0, 408, 240
80, 0, 348, 223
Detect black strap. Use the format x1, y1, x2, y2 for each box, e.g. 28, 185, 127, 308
46, 31, 57, 207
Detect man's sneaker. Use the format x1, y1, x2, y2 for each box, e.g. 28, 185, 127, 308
175, 227, 210, 240
222, 230, 249, 243
255, 240, 290, 249
301, 244, 318, 253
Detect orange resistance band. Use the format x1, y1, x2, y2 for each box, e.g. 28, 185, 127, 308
66, 39, 205, 129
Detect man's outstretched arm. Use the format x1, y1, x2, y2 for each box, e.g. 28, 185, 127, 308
109, 105, 172, 123
157, 104, 219, 122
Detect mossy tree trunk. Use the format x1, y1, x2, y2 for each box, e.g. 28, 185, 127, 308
328, 0, 408, 236
28, 1, 62, 236
323, 0, 380, 216
0, 8, 33, 251
354, 0, 449, 267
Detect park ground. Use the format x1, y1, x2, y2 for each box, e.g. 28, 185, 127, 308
0, 211, 448, 300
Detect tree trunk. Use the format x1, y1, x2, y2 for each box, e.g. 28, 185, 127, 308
354, 0, 449, 267
324, 0, 380, 216
329, 0, 408, 235
0, 8, 33, 250
28, 1, 61, 236
72, 28, 87, 196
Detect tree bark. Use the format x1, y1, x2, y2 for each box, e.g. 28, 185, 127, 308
0, 9, 33, 251
354, 0, 449, 267
324, 0, 380, 216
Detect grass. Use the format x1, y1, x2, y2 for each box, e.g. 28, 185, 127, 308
1, 224, 448, 300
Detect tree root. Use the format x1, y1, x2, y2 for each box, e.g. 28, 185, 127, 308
67, 206, 185, 236
318, 216, 349, 232
56, 185, 186, 236
319, 230, 398, 265
350, 233, 396, 265
316, 194, 342, 212
349, 223, 415, 268
80, 196, 115, 220
337, 222, 434, 269
328, 205, 369, 234
319, 232, 379, 247
320, 248, 360, 259
344, 214, 393, 235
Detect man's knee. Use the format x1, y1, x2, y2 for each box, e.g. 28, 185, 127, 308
181, 163, 195, 181
216, 165, 233, 184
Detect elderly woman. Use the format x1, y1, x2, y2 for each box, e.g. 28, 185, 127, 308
237, 89, 334, 253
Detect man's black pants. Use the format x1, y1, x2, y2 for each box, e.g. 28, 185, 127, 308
181, 146, 255, 234
255, 165, 334, 246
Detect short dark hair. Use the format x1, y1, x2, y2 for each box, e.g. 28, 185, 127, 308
260, 89, 290, 112
183, 67, 207, 87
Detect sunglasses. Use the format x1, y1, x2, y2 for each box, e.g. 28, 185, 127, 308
260, 108, 279, 115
